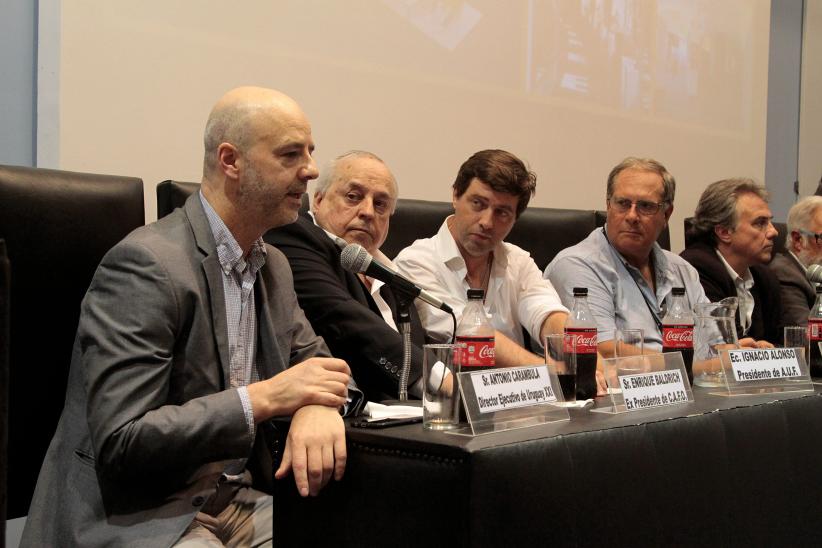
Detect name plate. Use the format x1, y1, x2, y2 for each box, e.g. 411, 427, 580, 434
727, 348, 802, 382
469, 365, 556, 413
619, 369, 688, 411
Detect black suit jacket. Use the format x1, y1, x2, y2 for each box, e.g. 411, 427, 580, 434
266, 214, 425, 402
680, 241, 783, 344
769, 251, 816, 327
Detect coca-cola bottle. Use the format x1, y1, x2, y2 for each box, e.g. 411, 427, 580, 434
661, 287, 695, 384
456, 289, 496, 371
565, 287, 598, 399
807, 286, 822, 377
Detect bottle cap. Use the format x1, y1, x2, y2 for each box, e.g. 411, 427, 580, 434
467, 289, 485, 300
572, 287, 588, 296
672, 287, 685, 296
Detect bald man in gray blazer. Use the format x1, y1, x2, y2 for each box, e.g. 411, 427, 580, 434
22, 88, 354, 547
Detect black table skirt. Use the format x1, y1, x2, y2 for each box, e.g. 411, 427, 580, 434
274, 386, 822, 547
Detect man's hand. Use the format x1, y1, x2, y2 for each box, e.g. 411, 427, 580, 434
739, 337, 775, 349
247, 357, 350, 422
595, 369, 608, 396
274, 404, 346, 497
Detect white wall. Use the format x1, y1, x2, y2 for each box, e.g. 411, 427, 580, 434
799, 0, 822, 195
0, 0, 35, 166
39, 0, 775, 252
765, 0, 804, 219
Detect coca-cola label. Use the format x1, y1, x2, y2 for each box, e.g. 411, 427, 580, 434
809, 319, 822, 341
564, 327, 597, 354
662, 324, 693, 349
456, 335, 495, 368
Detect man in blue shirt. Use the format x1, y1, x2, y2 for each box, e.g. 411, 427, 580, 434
544, 157, 707, 358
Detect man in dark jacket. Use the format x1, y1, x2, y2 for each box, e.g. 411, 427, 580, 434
769, 195, 822, 326
266, 151, 426, 402
681, 178, 782, 345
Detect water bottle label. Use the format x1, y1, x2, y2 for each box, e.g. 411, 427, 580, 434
564, 328, 597, 354
662, 325, 693, 348
456, 336, 495, 368
809, 320, 822, 341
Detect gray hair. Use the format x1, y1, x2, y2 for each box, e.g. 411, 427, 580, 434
787, 195, 822, 235
313, 150, 398, 206
202, 103, 256, 176
606, 157, 676, 204
689, 178, 770, 244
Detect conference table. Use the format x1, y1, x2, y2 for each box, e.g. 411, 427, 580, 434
274, 386, 822, 547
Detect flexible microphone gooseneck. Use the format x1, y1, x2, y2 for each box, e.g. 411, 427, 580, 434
340, 243, 456, 401
339, 243, 453, 314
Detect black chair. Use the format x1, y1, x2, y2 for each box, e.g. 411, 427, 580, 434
156, 180, 311, 220
1, 239, 9, 545
156, 180, 670, 272
381, 199, 452, 259
386, 201, 670, 270
384, 201, 604, 270
0, 164, 145, 519
156, 179, 200, 219
684, 217, 787, 256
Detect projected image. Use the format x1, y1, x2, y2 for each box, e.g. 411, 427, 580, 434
527, 0, 752, 131
382, 0, 482, 51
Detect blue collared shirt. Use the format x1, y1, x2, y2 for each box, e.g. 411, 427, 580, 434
544, 227, 708, 349
199, 191, 266, 442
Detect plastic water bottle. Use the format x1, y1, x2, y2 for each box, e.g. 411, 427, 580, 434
662, 287, 695, 383
565, 287, 597, 399
455, 289, 496, 371
808, 286, 822, 376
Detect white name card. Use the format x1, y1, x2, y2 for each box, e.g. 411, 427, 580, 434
469, 365, 556, 414
727, 348, 802, 382
619, 370, 688, 411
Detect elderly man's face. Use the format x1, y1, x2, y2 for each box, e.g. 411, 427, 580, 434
724, 192, 778, 267
605, 169, 672, 265
238, 106, 319, 229
792, 209, 822, 268
313, 156, 396, 254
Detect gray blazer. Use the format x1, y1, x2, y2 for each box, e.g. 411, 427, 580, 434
22, 195, 329, 547
769, 251, 816, 327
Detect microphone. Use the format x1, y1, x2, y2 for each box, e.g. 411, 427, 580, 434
807, 264, 822, 285
340, 243, 453, 314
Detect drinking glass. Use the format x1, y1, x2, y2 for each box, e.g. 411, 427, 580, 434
544, 333, 576, 405
615, 328, 644, 357
422, 344, 463, 430
784, 325, 809, 367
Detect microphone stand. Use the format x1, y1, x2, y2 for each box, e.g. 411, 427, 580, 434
394, 290, 415, 401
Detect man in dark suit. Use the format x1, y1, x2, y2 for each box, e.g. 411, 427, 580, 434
769, 195, 822, 326
267, 151, 426, 402
681, 178, 782, 345
22, 87, 354, 547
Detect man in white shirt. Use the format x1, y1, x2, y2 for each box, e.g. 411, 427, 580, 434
681, 178, 781, 345
394, 149, 568, 367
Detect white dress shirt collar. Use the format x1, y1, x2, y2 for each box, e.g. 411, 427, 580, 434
716, 248, 754, 335
308, 211, 397, 331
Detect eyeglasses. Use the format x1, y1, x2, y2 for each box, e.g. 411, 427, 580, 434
608, 197, 668, 216
799, 229, 822, 244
